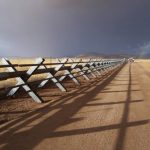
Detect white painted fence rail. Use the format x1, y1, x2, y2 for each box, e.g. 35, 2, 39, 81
0, 58, 125, 103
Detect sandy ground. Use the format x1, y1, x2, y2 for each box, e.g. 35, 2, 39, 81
0, 60, 150, 150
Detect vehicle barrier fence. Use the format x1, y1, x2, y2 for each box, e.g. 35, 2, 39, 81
0, 58, 125, 103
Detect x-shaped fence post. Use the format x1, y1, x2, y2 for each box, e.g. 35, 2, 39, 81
76, 59, 92, 79
100, 60, 109, 73
97, 59, 105, 74
92, 59, 103, 76
38, 58, 67, 92
70, 58, 90, 81
59, 58, 80, 85
108, 60, 115, 71
83, 59, 97, 78
1, 58, 44, 103
89, 59, 102, 76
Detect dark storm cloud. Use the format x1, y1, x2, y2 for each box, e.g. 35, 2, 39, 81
0, 0, 150, 57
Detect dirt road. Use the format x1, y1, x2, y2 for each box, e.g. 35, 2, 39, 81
0, 60, 150, 150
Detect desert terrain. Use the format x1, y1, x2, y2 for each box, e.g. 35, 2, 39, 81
0, 59, 150, 150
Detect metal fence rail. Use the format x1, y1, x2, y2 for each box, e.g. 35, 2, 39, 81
0, 57, 125, 103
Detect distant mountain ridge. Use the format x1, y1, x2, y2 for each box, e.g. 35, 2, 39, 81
76, 52, 132, 59
76, 52, 150, 59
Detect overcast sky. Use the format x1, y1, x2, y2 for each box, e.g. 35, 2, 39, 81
0, 0, 150, 57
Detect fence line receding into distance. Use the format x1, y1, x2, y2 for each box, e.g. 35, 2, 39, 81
0, 58, 125, 103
